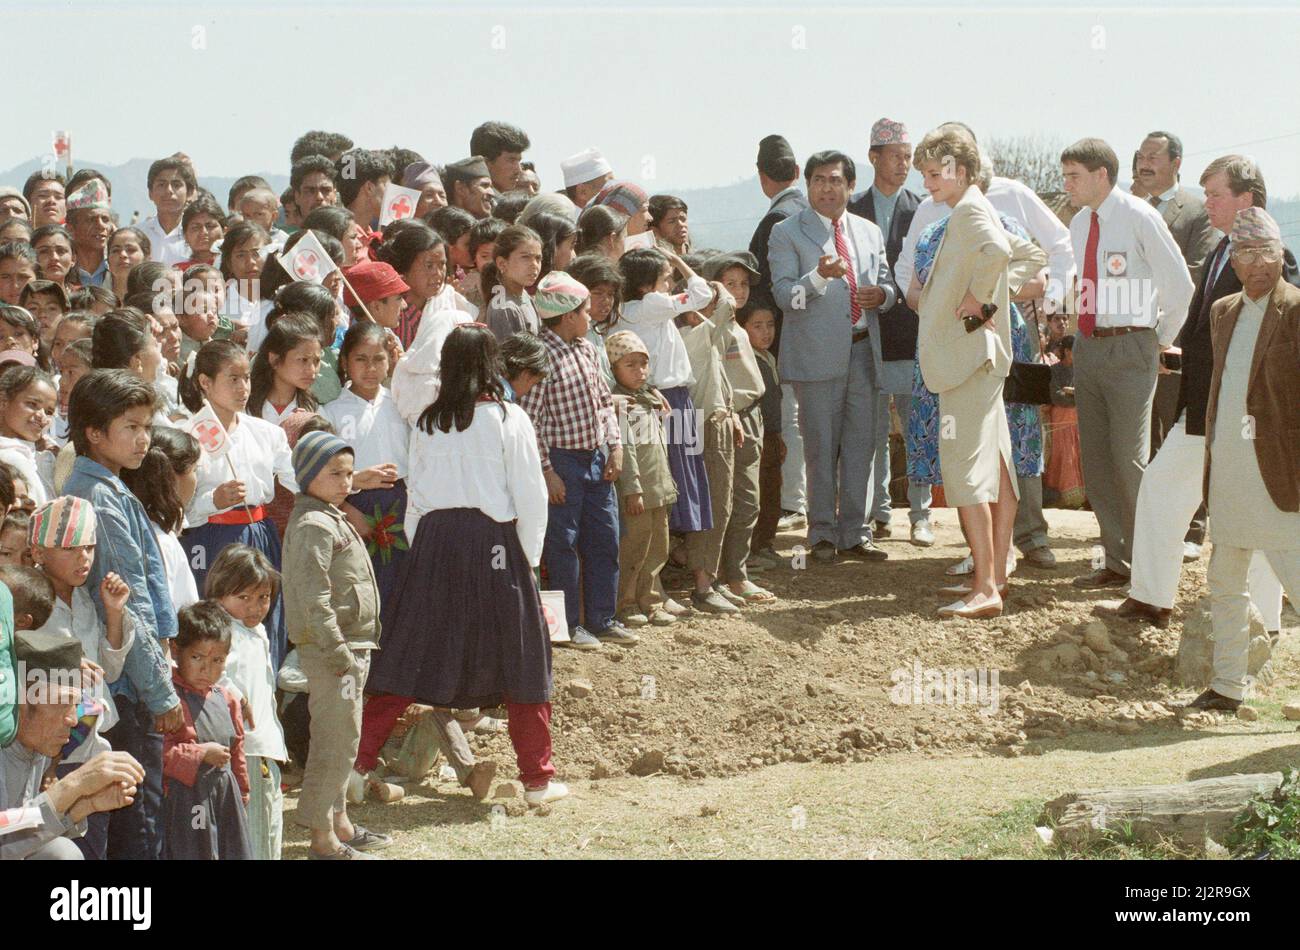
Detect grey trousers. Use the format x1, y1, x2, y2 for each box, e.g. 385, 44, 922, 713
1073, 329, 1159, 575
1013, 474, 1050, 553
792, 337, 881, 549
297, 645, 369, 832
868, 391, 894, 523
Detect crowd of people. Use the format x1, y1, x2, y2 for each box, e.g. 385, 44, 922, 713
0, 115, 1295, 860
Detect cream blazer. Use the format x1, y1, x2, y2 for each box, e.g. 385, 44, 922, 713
917, 185, 1047, 393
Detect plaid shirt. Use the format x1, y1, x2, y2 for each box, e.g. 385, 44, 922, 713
519, 328, 620, 472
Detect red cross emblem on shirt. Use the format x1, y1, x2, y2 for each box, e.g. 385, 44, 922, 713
193, 420, 226, 454
388, 195, 412, 220
293, 250, 320, 280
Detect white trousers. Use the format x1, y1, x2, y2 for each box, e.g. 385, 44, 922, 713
1209, 543, 1300, 700
1129, 418, 1282, 629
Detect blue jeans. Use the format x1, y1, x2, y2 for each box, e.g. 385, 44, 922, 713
103, 696, 164, 860
544, 448, 619, 633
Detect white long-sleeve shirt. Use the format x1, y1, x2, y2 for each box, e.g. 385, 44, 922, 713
391, 306, 477, 424
618, 274, 714, 389
1069, 187, 1195, 346
404, 401, 548, 566
185, 413, 297, 524
323, 386, 411, 478
218, 618, 287, 761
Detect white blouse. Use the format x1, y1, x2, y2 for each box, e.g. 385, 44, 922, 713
322, 386, 410, 478
218, 618, 287, 762
618, 274, 713, 389
0, 436, 52, 504
186, 412, 297, 524
259, 397, 299, 427
404, 401, 547, 566
153, 523, 199, 610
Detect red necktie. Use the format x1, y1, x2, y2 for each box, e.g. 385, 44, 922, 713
833, 217, 861, 326
1078, 210, 1100, 337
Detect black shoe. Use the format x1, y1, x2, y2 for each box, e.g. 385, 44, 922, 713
1108, 597, 1171, 629
1186, 688, 1241, 713
872, 519, 891, 539
838, 540, 888, 561
1072, 567, 1129, 589
811, 540, 837, 563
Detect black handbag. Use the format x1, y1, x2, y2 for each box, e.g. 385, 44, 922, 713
1004, 361, 1052, 404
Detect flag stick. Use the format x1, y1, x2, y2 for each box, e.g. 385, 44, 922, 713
205, 400, 258, 525
336, 270, 378, 324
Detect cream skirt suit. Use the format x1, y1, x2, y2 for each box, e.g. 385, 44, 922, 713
917, 185, 1047, 506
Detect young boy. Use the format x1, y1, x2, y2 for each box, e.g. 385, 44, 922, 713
738, 296, 785, 567
27, 497, 134, 858
178, 286, 232, 364
283, 430, 388, 860
606, 331, 677, 629
517, 272, 632, 649
63, 368, 182, 861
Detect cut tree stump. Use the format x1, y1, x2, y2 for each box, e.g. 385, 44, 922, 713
1041, 772, 1284, 852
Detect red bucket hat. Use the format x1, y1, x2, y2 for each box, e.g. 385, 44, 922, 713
342, 260, 410, 308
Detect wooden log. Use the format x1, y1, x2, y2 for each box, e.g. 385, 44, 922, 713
1042, 772, 1284, 852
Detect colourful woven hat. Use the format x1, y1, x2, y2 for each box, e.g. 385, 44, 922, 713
533, 272, 590, 320
65, 178, 110, 212
1230, 207, 1282, 245
29, 496, 97, 548
870, 118, 910, 148
588, 180, 648, 217
604, 330, 648, 366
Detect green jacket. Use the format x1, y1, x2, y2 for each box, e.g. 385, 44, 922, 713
283, 493, 381, 674
613, 383, 678, 511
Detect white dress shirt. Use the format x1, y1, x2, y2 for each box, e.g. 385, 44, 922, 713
895, 197, 949, 297
1069, 186, 1195, 346
619, 274, 713, 389
404, 401, 548, 566
186, 413, 298, 523
323, 386, 411, 478
140, 214, 192, 267
218, 618, 288, 761
986, 177, 1075, 307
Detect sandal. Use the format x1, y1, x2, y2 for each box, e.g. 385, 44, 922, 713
727, 581, 777, 605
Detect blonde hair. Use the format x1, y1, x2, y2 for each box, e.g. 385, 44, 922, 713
912, 126, 981, 186
1199, 155, 1267, 208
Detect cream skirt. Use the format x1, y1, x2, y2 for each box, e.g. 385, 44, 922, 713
937, 364, 1020, 507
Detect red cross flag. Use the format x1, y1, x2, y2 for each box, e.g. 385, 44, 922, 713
187, 401, 231, 461
52, 130, 72, 172
277, 230, 337, 285
379, 182, 422, 226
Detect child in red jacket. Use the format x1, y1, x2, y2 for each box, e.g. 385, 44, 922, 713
163, 601, 253, 860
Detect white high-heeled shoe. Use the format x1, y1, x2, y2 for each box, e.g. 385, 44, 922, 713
937, 594, 1003, 619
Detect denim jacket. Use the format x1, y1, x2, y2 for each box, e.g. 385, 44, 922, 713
63, 456, 179, 715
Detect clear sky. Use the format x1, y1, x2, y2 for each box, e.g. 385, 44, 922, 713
6, 1, 1299, 203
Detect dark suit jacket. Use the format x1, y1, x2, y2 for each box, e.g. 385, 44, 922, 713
1175, 236, 1300, 436
848, 185, 922, 362
749, 185, 808, 357
1203, 278, 1300, 512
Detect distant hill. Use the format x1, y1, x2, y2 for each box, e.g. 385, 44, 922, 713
4, 156, 1296, 257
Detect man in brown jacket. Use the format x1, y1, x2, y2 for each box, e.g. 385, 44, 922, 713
1189, 207, 1300, 712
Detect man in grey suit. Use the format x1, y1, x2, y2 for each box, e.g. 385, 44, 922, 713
768, 150, 892, 563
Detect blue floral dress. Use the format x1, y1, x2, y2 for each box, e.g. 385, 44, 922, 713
905, 213, 1044, 486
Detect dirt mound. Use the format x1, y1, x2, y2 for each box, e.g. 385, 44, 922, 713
411, 510, 1289, 782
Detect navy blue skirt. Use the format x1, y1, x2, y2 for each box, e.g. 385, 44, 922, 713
661, 384, 712, 533
347, 480, 409, 610
368, 508, 552, 708
182, 517, 287, 670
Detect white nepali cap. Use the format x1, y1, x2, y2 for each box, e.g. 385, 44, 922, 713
560, 147, 612, 188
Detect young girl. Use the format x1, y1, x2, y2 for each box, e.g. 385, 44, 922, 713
0, 365, 56, 506
481, 225, 543, 342
248, 313, 322, 426
569, 253, 623, 387
31, 225, 75, 291
206, 544, 288, 861
49, 311, 94, 367
177, 195, 226, 270
18, 279, 69, 348
427, 205, 476, 295
369, 325, 565, 807
342, 260, 409, 344
529, 211, 578, 283
0, 304, 48, 371
377, 221, 450, 348
259, 282, 342, 404
463, 216, 506, 312
90, 309, 167, 422
51, 338, 92, 447
163, 600, 253, 860
0, 509, 30, 564
178, 285, 226, 364
220, 221, 269, 332
106, 227, 151, 303
618, 247, 715, 536
120, 426, 201, 611
179, 339, 297, 669
576, 204, 629, 262
323, 322, 409, 605
302, 206, 365, 267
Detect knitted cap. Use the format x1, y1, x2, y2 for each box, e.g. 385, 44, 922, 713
588, 180, 648, 217
29, 496, 97, 548
870, 118, 910, 147
1230, 207, 1282, 245
66, 178, 110, 212
292, 430, 352, 491
342, 260, 410, 308
604, 330, 648, 366
0, 186, 31, 219
560, 147, 611, 188
533, 272, 590, 320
